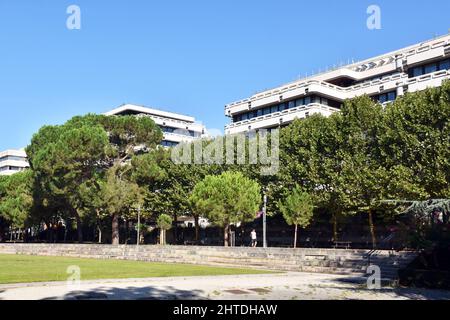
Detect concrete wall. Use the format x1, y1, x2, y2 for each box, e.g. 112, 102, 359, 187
0, 243, 417, 279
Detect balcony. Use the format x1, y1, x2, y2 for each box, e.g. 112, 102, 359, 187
225, 103, 339, 135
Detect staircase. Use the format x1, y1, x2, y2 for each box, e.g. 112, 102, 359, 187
0, 243, 417, 282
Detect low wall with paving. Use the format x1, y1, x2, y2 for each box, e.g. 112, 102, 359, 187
0, 243, 417, 279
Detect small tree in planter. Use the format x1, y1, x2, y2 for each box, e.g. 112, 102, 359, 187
278, 185, 314, 248
157, 214, 173, 245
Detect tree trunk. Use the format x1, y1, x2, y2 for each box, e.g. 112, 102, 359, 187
173, 214, 178, 244
75, 212, 83, 243
368, 209, 377, 248
294, 224, 298, 249
112, 213, 119, 245
194, 215, 200, 242
98, 225, 102, 244
224, 224, 230, 247
332, 213, 338, 242
160, 229, 166, 245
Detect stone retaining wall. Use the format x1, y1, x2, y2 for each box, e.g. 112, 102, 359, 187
0, 243, 417, 279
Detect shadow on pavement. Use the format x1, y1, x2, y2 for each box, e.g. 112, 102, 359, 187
41, 285, 205, 300
315, 276, 450, 300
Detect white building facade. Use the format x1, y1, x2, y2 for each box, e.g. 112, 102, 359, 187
105, 104, 207, 147
0, 149, 29, 176
225, 34, 450, 135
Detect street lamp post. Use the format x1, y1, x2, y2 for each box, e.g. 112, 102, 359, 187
263, 193, 267, 248
137, 205, 141, 247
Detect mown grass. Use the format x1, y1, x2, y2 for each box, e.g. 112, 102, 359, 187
0, 254, 274, 284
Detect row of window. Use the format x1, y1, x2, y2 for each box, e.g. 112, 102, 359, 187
0, 156, 27, 162
408, 59, 450, 78
373, 91, 397, 103
161, 140, 179, 148
0, 166, 25, 172
232, 95, 334, 123
160, 126, 201, 137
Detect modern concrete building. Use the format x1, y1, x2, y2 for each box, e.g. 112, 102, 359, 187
105, 104, 207, 147
225, 34, 450, 134
0, 149, 29, 176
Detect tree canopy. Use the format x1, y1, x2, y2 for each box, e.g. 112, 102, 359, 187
190, 171, 261, 246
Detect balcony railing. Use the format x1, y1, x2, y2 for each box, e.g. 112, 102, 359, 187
225, 103, 339, 129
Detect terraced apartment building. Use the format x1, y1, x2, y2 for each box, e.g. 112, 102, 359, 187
0, 149, 29, 176
225, 34, 450, 135
105, 104, 207, 147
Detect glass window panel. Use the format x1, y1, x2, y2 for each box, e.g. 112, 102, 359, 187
271, 105, 280, 113
439, 59, 450, 71
424, 64, 437, 74
257, 109, 263, 117
412, 67, 423, 77
288, 101, 295, 109
263, 107, 271, 115
295, 99, 303, 107
304, 96, 311, 105
387, 92, 396, 101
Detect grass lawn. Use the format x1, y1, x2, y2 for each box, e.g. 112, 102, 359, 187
0, 254, 273, 284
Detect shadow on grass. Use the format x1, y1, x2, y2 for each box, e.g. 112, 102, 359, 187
41, 285, 205, 300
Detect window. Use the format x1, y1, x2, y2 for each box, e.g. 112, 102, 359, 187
425, 64, 437, 74
439, 59, 450, 71
411, 67, 423, 77
0, 156, 26, 162
374, 91, 396, 103
304, 96, 311, 105
387, 91, 396, 101
409, 59, 450, 78
288, 101, 295, 109
161, 141, 179, 147
231, 95, 338, 124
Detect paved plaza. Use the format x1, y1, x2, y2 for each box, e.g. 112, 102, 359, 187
1, 272, 449, 300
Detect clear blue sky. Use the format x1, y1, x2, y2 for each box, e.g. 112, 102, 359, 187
0, 0, 449, 150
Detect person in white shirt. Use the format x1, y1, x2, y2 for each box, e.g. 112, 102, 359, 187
251, 229, 257, 247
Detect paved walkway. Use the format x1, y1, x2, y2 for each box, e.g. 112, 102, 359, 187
1, 272, 449, 300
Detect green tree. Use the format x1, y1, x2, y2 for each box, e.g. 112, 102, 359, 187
156, 214, 173, 245
190, 171, 261, 246
279, 114, 349, 241
0, 171, 33, 233
27, 123, 109, 242
380, 81, 450, 199
278, 186, 314, 248
101, 164, 143, 245
27, 114, 163, 243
